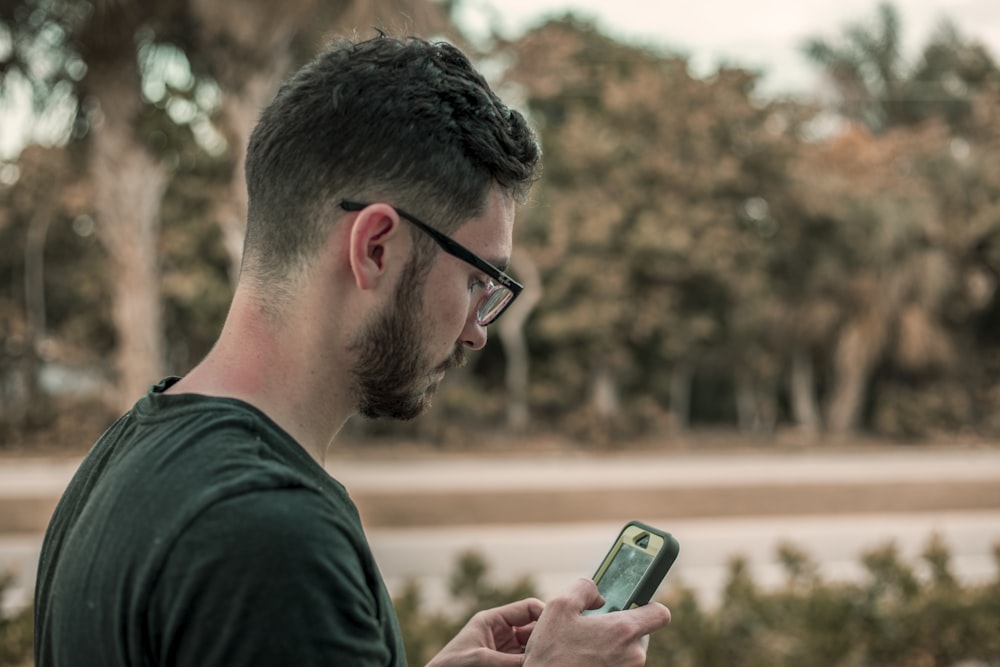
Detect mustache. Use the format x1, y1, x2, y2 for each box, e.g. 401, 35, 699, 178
436, 346, 467, 373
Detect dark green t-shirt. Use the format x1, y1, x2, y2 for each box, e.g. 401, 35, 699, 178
34, 378, 405, 666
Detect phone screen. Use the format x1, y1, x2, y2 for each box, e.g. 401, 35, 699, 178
592, 544, 654, 613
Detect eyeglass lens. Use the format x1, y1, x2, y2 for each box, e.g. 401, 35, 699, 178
478, 286, 513, 325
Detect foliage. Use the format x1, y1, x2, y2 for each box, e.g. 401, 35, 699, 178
3, 2, 1000, 447
0, 144, 115, 443
495, 16, 801, 438
801, 1, 1000, 134
156, 130, 234, 371
794, 1, 1000, 436
649, 535, 1000, 667
398, 537, 1000, 667
0, 573, 32, 667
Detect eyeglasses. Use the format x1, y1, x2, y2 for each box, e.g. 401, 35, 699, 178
340, 200, 523, 326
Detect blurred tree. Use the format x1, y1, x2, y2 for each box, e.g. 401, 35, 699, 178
1, 0, 187, 410
84, 2, 174, 411
903, 80, 1000, 436
903, 20, 1000, 132
802, 2, 907, 133
0, 144, 106, 435
803, 1, 1000, 135
796, 3, 1000, 437
497, 16, 798, 438
784, 121, 981, 436
3, 0, 999, 444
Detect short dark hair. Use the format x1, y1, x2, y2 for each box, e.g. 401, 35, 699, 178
242, 35, 541, 286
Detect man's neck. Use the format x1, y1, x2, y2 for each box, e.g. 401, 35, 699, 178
166, 294, 354, 465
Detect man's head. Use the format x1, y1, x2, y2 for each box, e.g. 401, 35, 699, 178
242, 35, 541, 293
239, 35, 540, 421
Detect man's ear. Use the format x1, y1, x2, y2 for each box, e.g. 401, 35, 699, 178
347, 204, 405, 290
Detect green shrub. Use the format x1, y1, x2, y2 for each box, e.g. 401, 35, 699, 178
397, 535, 1000, 667
650, 533, 1000, 667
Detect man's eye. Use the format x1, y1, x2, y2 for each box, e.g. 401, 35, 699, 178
469, 277, 488, 293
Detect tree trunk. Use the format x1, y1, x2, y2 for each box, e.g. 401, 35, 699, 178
789, 346, 822, 437
497, 251, 541, 432
213, 67, 291, 284
88, 61, 167, 412
23, 207, 51, 405
735, 368, 777, 435
734, 369, 757, 433
670, 357, 695, 432
825, 314, 885, 436
590, 364, 619, 419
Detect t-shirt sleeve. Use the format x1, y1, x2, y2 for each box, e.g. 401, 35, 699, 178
147, 487, 394, 666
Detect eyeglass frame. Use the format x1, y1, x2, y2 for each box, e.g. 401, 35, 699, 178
339, 200, 523, 325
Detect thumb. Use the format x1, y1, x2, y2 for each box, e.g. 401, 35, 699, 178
563, 577, 604, 612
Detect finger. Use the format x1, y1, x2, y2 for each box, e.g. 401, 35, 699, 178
583, 593, 607, 612
484, 597, 546, 627
623, 602, 672, 637
513, 621, 536, 647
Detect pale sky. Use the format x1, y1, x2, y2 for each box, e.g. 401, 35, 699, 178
455, 0, 1000, 97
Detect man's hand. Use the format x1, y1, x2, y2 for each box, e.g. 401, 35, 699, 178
426, 578, 671, 667
523, 578, 671, 667
425, 598, 544, 667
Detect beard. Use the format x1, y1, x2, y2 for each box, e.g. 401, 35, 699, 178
349, 262, 466, 420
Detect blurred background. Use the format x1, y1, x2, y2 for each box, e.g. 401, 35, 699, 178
2, 0, 1000, 665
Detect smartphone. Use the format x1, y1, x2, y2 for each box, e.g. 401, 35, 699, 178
583, 521, 680, 615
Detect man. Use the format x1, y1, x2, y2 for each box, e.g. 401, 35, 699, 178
34, 35, 671, 665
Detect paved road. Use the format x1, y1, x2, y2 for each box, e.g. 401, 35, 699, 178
3, 446, 1000, 614
325, 447, 1000, 492
6, 446, 1000, 497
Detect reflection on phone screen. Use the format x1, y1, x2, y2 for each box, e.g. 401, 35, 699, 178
591, 544, 653, 613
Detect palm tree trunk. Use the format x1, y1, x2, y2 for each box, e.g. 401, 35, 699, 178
88, 60, 167, 412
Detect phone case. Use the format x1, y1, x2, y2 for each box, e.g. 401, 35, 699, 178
589, 520, 680, 612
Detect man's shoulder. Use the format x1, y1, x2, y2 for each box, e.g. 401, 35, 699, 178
102, 392, 326, 499
55, 394, 347, 557
182, 483, 363, 552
